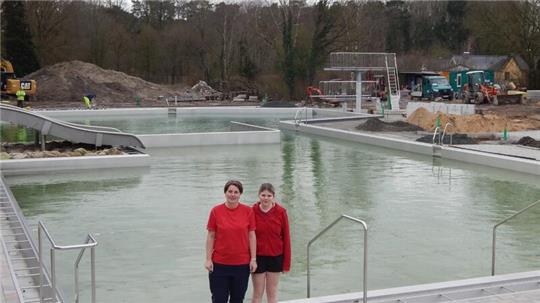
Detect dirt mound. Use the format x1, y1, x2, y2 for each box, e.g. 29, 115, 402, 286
407, 107, 540, 133
416, 133, 477, 144
356, 118, 424, 132
26, 61, 199, 104
515, 136, 540, 148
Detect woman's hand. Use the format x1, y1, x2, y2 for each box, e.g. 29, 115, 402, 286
205, 259, 214, 272
249, 258, 257, 273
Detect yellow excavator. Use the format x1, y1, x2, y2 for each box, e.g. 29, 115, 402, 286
1, 58, 37, 100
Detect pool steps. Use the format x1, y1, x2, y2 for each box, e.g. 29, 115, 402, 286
0, 176, 58, 303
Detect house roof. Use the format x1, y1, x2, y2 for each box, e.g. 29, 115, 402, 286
449, 55, 529, 71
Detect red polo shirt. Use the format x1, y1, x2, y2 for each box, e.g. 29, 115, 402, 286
207, 203, 256, 265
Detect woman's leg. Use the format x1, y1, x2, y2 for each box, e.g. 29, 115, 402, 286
208, 264, 230, 303
265, 272, 281, 303
229, 265, 250, 303
251, 273, 266, 303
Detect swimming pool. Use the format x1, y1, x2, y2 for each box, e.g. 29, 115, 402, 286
6, 131, 540, 302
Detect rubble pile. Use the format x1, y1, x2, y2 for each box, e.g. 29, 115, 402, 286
356, 118, 424, 132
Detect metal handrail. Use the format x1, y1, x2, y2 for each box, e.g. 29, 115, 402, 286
307, 215, 368, 303
432, 127, 440, 145
294, 107, 308, 125
440, 122, 454, 145
38, 221, 98, 303
491, 199, 540, 276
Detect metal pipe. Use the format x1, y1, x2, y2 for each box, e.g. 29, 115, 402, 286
492, 199, 540, 275
91, 246, 96, 303
39, 226, 43, 303
50, 248, 56, 297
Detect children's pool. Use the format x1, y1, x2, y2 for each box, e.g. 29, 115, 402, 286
6, 130, 540, 302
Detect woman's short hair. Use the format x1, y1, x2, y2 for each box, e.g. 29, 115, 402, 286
224, 180, 243, 194
258, 183, 275, 195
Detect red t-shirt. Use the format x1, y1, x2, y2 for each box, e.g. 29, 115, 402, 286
207, 203, 256, 265
253, 202, 291, 272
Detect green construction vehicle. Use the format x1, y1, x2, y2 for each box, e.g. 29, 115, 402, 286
410, 75, 454, 101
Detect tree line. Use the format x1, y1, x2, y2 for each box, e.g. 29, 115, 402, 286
2, 0, 540, 100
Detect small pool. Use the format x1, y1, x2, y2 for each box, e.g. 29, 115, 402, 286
0, 112, 297, 144
6, 131, 540, 302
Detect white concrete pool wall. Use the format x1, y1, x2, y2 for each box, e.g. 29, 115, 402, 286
279, 120, 540, 176
0, 154, 150, 176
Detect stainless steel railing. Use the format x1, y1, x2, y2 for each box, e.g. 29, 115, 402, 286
491, 199, 540, 276
38, 221, 98, 303
432, 127, 441, 145
307, 214, 368, 303
440, 122, 454, 145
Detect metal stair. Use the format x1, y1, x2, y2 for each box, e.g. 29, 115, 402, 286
0, 176, 60, 303
384, 55, 400, 109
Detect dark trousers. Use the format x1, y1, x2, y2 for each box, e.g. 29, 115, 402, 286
209, 263, 250, 303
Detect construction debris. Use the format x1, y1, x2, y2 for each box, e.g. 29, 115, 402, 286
25, 61, 223, 106
356, 118, 424, 132
516, 136, 540, 148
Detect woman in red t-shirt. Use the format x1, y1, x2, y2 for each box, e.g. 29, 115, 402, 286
251, 183, 291, 303
205, 180, 257, 303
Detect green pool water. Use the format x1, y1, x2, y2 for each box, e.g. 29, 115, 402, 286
5, 132, 540, 302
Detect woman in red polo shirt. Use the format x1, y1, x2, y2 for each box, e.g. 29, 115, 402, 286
251, 183, 291, 303
205, 180, 257, 303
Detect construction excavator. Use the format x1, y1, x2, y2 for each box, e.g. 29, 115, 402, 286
1, 58, 37, 101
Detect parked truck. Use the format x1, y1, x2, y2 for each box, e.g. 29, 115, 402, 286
410, 75, 454, 101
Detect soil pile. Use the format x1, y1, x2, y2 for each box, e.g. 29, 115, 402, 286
407, 107, 540, 133
516, 136, 540, 148
1, 141, 127, 159
416, 133, 477, 145
356, 118, 424, 132
26, 61, 198, 105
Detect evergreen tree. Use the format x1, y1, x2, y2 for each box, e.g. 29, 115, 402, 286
1, 1, 40, 76
385, 0, 411, 53
435, 1, 469, 52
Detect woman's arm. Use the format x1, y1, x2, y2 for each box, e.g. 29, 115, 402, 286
282, 211, 291, 272
205, 231, 215, 272
249, 230, 257, 272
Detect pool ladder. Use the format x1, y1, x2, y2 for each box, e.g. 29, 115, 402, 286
307, 214, 368, 303
294, 107, 309, 126
432, 122, 454, 157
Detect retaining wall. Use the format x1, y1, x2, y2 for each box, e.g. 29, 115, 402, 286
406, 102, 475, 116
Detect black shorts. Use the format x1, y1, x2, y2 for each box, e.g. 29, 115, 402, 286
254, 255, 283, 273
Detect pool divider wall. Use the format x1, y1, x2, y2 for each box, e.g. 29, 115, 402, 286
139, 121, 280, 148
279, 120, 540, 176
36, 107, 303, 118
280, 120, 433, 155
0, 154, 151, 176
